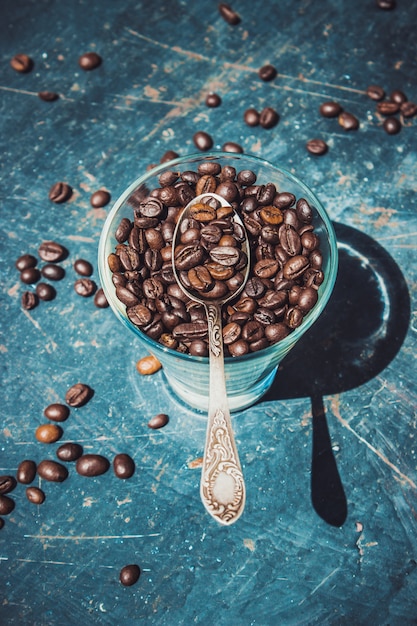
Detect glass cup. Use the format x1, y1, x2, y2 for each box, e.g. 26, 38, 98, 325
98, 152, 338, 412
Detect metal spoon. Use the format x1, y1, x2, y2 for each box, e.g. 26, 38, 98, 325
172, 192, 250, 525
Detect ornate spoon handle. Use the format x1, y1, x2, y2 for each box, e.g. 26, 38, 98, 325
200, 303, 246, 525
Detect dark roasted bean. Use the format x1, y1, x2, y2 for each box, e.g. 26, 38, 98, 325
218, 3, 240, 24
20, 267, 41, 284
17, 460, 37, 484
74, 259, 93, 276
10, 53, 33, 73
35, 424, 63, 444
21, 291, 39, 310
0, 495, 15, 515
38, 241, 68, 262
338, 111, 359, 130
41, 263, 65, 280
15, 254, 37, 271
56, 443, 84, 462
376, 101, 400, 115
319, 101, 343, 117
65, 382, 93, 407
26, 487, 46, 504
90, 189, 111, 208
259, 107, 279, 129
400, 102, 417, 118
0, 476, 17, 495
44, 403, 70, 422
37, 460, 68, 482
36, 282, 56, 301
49, 182, 72, 203
94, 288, 109, 308
222, 141, 244, 153
119, 564, 141, 586
38, 91, 59, 102
76, 454, 110, 477
243, 108, 260, 126
366, 85, 385, 101
74, 278, 97, 297
205, 93, 222, 107
376, 0, 396, 9
78, 51, 102, 70
306, 138, 328, 155
113, 454, 135, 479
383, 117, 401, 135
193, 131, 213, 151
258, 64, 277, 81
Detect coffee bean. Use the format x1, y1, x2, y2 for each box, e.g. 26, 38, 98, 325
383, 117, 401, 135
74, 259, 93, 276
283, 255, 310, 280
90, 190, 111, 208
0, 495, 15, 515
218, 3, 240, 25
400, 101, 417, 118
390, 90, 407, 104
119, 564, 141, 587
148, 413, 169, 429
15, 254, 37, 271
44, 403, 70, 422
205, 93, 222, 107
222, 141, 244, 153
21, 291, 39, 310
74, 278, 97, 297
76, 454, 110, 477
20, 267, 41, 284
193, 131, 214, 151
36, 282, 56, 301
41, 263, 65, 281
259, 107, 279, 129
65, 383, 93, 407
244, 108, 260, 126
376, 101, 400, 115
38, 91, 59, 102
0, 476, 17, 495
258, 64, 277, 81
376, 0, 396, 9
10, 53, 33, 73
306, 138, 328, 155
78, 52, 102, 70
136, 355, 162, 375
26, 486, 46, 505
113, 454, 135, 479
38, 241, 68, 262
56, 443, 83, 462
94, 288, 109, 308
49, 182, 72, 204
319, 101, 343, 117
37, 460, 68, 482
35, 424, 63, 444
338, 111, 359, 130
17, 460, 37, 484
366, 85, 385, 101
160, 150, 180, 163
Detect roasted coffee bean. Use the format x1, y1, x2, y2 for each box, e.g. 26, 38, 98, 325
0, 476, 17, 495
376, 0, 396, 9
306, 138, 328, 156
283, 255, 310, 280
297, 286, 318, 312
366, 85, 385, 101
74, 278, 97, 297
56, 442, 83, 462
17, 460, 37, 484
38, 91, 59, 102
285, 306, 304, 329
244, 108, 260, 126
35, 424, 63, 444
21, 291, 39, 310
37, 460, 68, 482
26, 487, 46, 505
38, 241, 68, 262
0, 495, 15, 515
136, 355, 162, 375
65, 382, 93, 407
15, 254, 37, 271
41, 263, 65, 281
10, 53, 33, 73
76, 454, 110, 477
49, 182, 72, 204
90, 189, 111, 208
218, 3, 240, 24
115, 218, 132, 243
259, 107, 279, 129
78, 51, 102, 70
390, 90, 407, 104
205, 93, 222, 107
119, 564, 141, 587
36, 282, 56, 301
265, 322, 290, 343
148, 413, 169, 429
193, 131, 214, 151
400, 101, 417, 118
383, 117, 401, 135
20, 267, 41, 284
228, 339, 249, 357
296, 198, 313, 224
319, 101, 343, 118
74, 258, 93, 276
222, 141, 244, 153
160, 150, 180, 163
338, 111, 359, 130
44, 403, 70, 422
376, 101, 400, 115
113, 454, 135, 479
94, 288, 109, 308
258, 64, 277, 81
279, 224, 302, 256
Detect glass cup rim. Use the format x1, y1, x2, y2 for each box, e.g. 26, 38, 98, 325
98, 151, 339, 365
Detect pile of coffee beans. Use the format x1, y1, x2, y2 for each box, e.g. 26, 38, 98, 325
108, 160, 325, 358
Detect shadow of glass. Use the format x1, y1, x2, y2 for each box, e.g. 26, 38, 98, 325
262, 222, 411, 526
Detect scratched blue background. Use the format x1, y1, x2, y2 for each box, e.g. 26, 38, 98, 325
1, 0, 417, 624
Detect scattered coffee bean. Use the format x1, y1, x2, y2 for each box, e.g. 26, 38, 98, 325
21, 291, 39, 310
376, 100, 400, 115
218, 3, 240, 25
94, 287, 109, 308
38, 91, 59, 102
0, 476, 17, 495
56, 442, 83, 462
306, 138, 328, 155
35, 424, 63, 444
160, 150, 180, 163
10, 53, 33, 73
136, 355, 162, 375
90, 189, 111, 208
205, 93, 222, 107
0, 495, 15, 515
148, 413, 169, 429
38, 241, 68, 262
319, 101, 343, 118
113, 454, 135, 479
74, 259, 93, 276
76, 454, 110, 477
400, 101, 417, 118
65, 382, 93, 407
37, 460, 68, 482
17, 460, 37, 484
36, 282, 56, 301
20, 267, 41, 284
338, 111, 359, 130
49, 182, 73, 204
41, 263, 65, 281
119, 564, 141, 586
366, 85, 385, 101
44, 403, 70, 422
222, 141, 244, 153
244, 108, 260, 126
383, 117, 401, 135
78, 52, 102, 70
259, 107, 279, 129
376, 0, 396, 9
258, 64, 277, 81
15, 254, 37, 271
193, 131, 214, 151
74, 278, 97, 297
390, 90, 407, 104
26, 486, 46, 505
